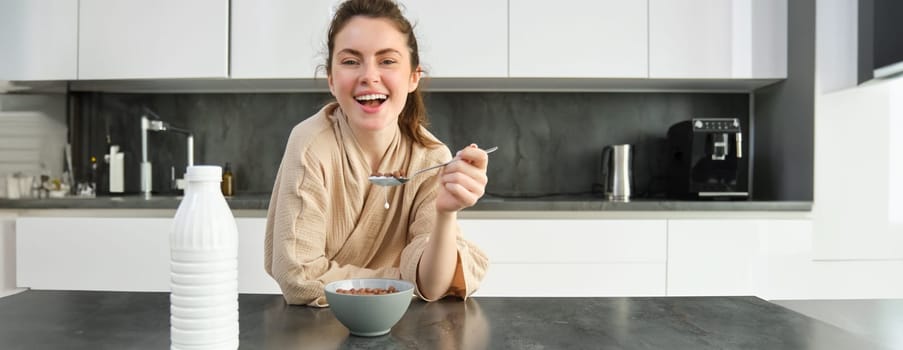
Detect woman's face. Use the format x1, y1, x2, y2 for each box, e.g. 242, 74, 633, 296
328, 16, 421, 133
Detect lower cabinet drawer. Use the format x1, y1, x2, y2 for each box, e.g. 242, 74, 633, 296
16, 217, 667, 297
473, 263, 666, 297
16, 217, 279, 293
460, 219, 667, 264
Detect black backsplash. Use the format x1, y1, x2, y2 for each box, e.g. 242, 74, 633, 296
72, 92, 749, 198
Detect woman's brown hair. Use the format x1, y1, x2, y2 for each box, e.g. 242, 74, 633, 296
325, 0, 439, 148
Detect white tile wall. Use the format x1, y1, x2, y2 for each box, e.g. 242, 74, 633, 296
0, 111, 67, 198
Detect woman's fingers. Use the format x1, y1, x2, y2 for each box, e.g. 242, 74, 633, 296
443, 182, 480, 207
443, 153, 488, 194
443, 160, 487, 183
445, 149, 488, 183
441, 171, 485, 197
436, 144, 492, 210
454, 144, 489, 170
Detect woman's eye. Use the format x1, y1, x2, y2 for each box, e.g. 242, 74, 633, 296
381, 59, 397, 65
341, 59, 359, 65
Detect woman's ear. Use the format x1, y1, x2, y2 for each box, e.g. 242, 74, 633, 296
408, 66, 422, 93
327, 74, 337, 97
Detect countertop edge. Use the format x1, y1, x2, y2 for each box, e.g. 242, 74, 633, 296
0, 198, 813, 220
0, 197, 812, 212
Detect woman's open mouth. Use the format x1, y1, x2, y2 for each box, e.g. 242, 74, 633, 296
355, 93, 388, 109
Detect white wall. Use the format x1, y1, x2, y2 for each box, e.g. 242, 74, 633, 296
815, 0, 857, 94
0, 216, 20, 297
0, 94, 68, 181
0, 93, 67, 297
813, 0, 903, 261
0, 94, 67, 119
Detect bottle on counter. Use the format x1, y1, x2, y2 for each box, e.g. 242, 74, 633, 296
170, 165, 239, 350
89, 156, 98, 195
221, 162, 234, 197
107, 145, 124, 194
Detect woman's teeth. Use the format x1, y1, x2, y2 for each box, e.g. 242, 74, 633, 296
355, 94, 387, 101
355, 94, 387, 107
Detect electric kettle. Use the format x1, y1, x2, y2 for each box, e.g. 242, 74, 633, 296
601, 144, 633, 202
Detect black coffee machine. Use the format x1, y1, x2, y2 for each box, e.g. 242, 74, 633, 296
666, 118, 749, 199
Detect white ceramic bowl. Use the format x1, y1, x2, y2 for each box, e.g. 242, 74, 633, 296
324, 278, 415, 337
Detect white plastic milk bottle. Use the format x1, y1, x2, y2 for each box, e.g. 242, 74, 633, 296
170, 166, 239, 350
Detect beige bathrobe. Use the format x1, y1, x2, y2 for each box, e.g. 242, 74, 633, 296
264, 103, 489, 307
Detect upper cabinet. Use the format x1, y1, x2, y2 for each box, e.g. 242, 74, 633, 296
2, 1, 788, 86
0, 0, 77, 81
510, 0, 648, 78
649, 0, 787, 79
231, 0, 507, 79
231, 0, 337, 79
78, 0, 229, 80
403, 0, 507, 78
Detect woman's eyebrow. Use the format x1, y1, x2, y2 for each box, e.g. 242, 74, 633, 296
336, 48, 402, 56
336, 48, 363, 57
375, 48, 402, 56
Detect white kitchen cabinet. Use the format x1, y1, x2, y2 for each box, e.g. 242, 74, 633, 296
666, 219, 812, 297
509, 0, 648, 78
461, 219, 667, 296
78, 0, 229, 79
649, 0, 787, 79
231, 0, 507, 79
667, 219, 764, 296
17, 217, 170, 291
15, 217, 278, 293
403, 0, 507, 78
476, 263, 664, 297
668, 218, 903, 300
813, 81, 903, 260
235, 218, 280, 293
15, 215, 665, 297
0, 0, 78, 80
14, 214, 903, 299
231, 0, 337, 79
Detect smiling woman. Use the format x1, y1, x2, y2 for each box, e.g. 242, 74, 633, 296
263, 0, 491, 307
327, 16, 418, 135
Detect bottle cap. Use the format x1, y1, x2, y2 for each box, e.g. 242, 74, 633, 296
185, 165, 222, 182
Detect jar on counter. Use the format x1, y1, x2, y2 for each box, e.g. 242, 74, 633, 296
221, 162, 234, 197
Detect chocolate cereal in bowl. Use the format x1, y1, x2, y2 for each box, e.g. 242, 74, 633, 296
324, 278, 415, 337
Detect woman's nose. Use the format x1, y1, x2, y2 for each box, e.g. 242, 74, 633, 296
359, 61, 380, 84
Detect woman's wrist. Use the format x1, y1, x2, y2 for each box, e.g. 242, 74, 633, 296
434, 210, 457, 223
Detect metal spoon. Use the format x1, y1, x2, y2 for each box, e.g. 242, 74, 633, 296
369, 146, 498, 187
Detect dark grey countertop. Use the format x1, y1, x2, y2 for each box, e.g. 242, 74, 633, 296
0, 290, 887, 349
0, 193, 811, 211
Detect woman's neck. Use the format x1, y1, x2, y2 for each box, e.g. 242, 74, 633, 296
350, 123, 397, 173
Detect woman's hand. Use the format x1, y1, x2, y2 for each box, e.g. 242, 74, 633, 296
435, 144, 489, 213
